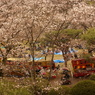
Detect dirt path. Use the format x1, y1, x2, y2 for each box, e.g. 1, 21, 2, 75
50, 73, 86, 87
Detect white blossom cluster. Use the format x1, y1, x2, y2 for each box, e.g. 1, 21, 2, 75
0, 0, 95, 57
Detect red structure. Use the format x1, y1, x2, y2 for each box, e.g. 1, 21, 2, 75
72, 58, 95, 78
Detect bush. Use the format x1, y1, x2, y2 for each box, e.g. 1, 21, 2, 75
42, 87, 59, 95
89, 74, 95, 81
15, 87, 31, 95
0, 79, 31, 95
58, 86, 71, 95
29, 77, 49, 95
71, 80, 95, 95
48, 88, 59, 95
42, 86, 71, 95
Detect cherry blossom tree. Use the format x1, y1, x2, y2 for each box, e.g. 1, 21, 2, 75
0, 0, 24, 64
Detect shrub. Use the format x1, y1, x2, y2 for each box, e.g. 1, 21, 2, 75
15, 87, 31, 95
29, 77, 49, 95
48, 88, 59, 95
71, 80, 95, 95
42, 86, 71, 95
89, 74, 95, 81
0, 79, 31, 95
58, 86, 71, 95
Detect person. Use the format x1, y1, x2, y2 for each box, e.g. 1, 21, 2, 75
52, 63, 55, 70
71, 48, 75, 53
40, 67, 45, 75
64, 73, 70, 79
36, 65, 41, 74
56, 64, 60, 70
74, 53, 78, 59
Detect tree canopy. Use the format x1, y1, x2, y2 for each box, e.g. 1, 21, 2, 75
81, 28, 95, 45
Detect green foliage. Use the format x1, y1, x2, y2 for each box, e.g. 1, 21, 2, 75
89, 74, 95, 81
58, 86, 71, 95
44, 31, 62, 43
0, 78, 49, 95
41, 29, 82, 47
64, 29, 82, 39
81, 28, 95, 45
48, 88, 59, 95
81, 53, 91, 58
86, 1, 95, 5
41, 31, 63, 47
29, 78, 49, 95
71, 80, 95, 95
43, 30, 67, 46
14, 87, 30, 95
0, 79, 31, 95
42, 86, 71, 95
0, 77, 71, 95
35, 77, 49, 90
80, 53, 93, 62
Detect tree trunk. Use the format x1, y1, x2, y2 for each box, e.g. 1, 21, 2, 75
32, 56, 36, 81
62, 51, 68, 67
45, 53, 48, 60
30, 43, 36, 81
64, 56, 68, 67
48, 46, 55, 81
2, 57, 7, 65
